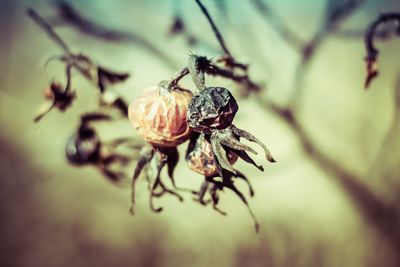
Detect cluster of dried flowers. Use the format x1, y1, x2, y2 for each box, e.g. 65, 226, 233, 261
28, 4, 274, 232
127, 54, 275, 231
29, 0, 398, 233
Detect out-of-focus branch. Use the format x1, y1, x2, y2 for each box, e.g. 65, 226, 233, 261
249, 0, 365, 108
249, 0, 381, 52
213, 0, 228, 19
289, 0, 365, 109
194, 0, 232, 58
249, 0, 304, 51
363, 12, 400, 89
258, 98, 400, 250
28, 8, 130, 122
251, 0, 400, 249
191, 0, 262, 96
194, 0, 248, 70
27, 8, 71, 54
334, 27, 397, 39
368, 75, 400, 173
169, 0, 220, 53
206, 62, 261, 92
167, 58, 261, 93
54, 1, 179, 70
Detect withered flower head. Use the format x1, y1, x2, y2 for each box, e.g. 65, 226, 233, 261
46, 81, 76, 111
34, 81, 77, 123
65, 127, 100, 165
187, 87, 238, 133
128, 84, 193, 147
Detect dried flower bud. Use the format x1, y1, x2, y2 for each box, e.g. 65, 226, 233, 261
129, 84, 193, 147
66, 128, 100, 165
187, 87, 238, 133
44, 81, 76, 111
186, 134, 237, 176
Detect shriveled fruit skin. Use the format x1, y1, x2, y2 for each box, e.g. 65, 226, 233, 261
129, 85, 194, 147
186, 134, 237, 176
65, 128, 100, 165
187, 87, 238, 134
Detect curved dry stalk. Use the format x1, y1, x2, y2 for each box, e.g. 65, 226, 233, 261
364, 13, 400, 88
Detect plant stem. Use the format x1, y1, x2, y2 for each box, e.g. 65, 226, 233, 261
194, 0, 231, 57
27, 8, 71, 55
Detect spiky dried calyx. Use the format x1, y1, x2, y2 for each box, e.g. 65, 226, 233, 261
187, 87, 238, 133
129, 84, 194, 147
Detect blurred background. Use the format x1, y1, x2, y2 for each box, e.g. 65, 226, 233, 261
1, 0, 400, 266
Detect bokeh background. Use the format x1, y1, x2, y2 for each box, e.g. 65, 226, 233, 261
1, 0, 400, 266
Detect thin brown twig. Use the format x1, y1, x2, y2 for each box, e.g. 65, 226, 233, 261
194, 0, 232, 58
192, 0, 261, 94
257, 98, 400, 250
27, 8, 71, 54
289, 0, 366, 109
167, 67, 189, 90
169, 0, 220, 53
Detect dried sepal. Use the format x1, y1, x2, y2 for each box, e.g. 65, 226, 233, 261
34, 81, 76, 122
209, 183, 227, 215
166, 147, 179, 187
192, 179, 211, 205
364, 56, 379, 88
231, 125, 276, 163
130, 147, 185, 215
234, 170, 255, 197
97, 66, 130, 93
217, 127, 258, 155
210, 135, 237, 175
218, 178, 259, 233
130, 147, 154, 214
34, 101, 55, 123
198, 174, 259, 232
80, 112, 113, 124
100, 167, 127, 186
232, 149, 264, 172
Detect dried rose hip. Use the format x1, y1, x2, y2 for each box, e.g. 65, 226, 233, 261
187, 87, 238, 133
66, 127, 100, 165
128, 84, 194, 147
186, 86, 274, 177
186, 134, 237, 177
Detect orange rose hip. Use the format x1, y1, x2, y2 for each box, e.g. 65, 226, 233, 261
128, 84, 193, 147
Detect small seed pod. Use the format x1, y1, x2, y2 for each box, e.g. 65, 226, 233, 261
187, 87, 238, 133
128, 84, 193, 147
186, 134, 237, 176
65, 127, 100, 165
